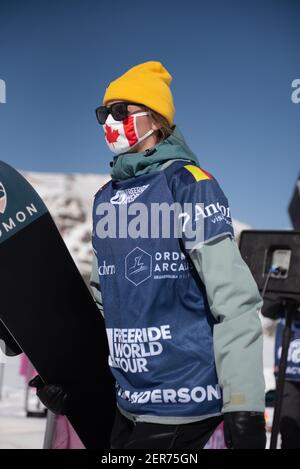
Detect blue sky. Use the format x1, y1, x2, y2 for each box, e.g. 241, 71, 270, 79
0, 0, 299, 229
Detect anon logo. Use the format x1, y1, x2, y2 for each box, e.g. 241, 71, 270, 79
0, 182, 7, 214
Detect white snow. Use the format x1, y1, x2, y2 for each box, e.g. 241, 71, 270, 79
0, 358, 46, 449
22, 170, 110, 277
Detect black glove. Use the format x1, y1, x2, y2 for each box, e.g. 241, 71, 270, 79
223, 411, 266, 449
28, 375, 68, 415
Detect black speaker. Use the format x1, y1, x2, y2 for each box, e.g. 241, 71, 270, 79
239, 230, 300, 319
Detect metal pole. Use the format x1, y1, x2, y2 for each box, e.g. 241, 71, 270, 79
0, 363, 5, 400
43, 411, 56, 449
270, 300, 295, 449
24, 360, 35, 415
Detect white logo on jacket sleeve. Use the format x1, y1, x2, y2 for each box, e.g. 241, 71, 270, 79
110, 184, 149, 204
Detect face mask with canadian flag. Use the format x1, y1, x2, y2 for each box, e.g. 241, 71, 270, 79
102, 112, 155, 155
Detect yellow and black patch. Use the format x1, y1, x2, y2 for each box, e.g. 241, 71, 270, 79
177, 164, 213, 185
184, 165, 212, 181
163, 161, 214, 187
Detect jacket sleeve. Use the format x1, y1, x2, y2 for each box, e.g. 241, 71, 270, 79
189, 235, 265, 413
171, 164, 265, 413
89, 250, 104, 318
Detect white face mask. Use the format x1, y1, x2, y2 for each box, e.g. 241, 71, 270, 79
102, 112, 155, 155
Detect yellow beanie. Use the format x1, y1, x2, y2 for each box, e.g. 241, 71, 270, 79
103, 61, 175, 126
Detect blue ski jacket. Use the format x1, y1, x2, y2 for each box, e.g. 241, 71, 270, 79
90, 126, 265, 424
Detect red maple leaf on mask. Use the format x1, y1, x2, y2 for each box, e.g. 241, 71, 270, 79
104, 124, 120, 144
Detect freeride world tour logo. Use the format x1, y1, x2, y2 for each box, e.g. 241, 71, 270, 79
0, 182, 7, 214
110, 185, 150, 205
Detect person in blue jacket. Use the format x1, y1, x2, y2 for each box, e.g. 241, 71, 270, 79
89, 61, 266, 449
274, 317, 300, 448
31, 61, 266, 449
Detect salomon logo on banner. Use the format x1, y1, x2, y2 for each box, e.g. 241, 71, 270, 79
0, 161, 48, 244
0, 183, 7, 214
110, 185, 149, 204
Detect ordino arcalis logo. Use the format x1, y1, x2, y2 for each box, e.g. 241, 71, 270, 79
0, 182, 7, 214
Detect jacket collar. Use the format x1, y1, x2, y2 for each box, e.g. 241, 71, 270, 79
109, 126, 200, 181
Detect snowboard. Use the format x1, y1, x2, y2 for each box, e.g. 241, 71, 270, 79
0, 160, 115, 449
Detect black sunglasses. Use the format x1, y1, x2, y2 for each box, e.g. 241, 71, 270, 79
95, 101, 145, 125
